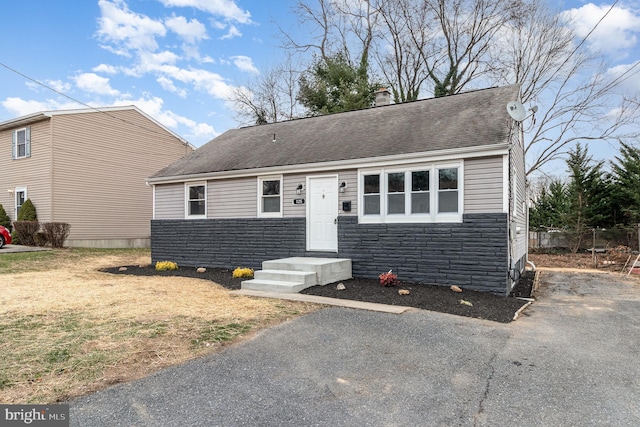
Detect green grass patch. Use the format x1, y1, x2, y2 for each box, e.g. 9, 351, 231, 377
0, 248, 149, 274
191, 322, 252, 349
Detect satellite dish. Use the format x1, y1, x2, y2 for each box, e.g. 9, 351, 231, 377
506, 101, 526, 122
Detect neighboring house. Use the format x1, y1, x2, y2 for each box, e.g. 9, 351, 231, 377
148, 85, 528, 295
0, 106, 192, 247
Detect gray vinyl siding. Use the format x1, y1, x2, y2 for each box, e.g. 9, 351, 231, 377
283, 173, 308, 218
282, 169, 358, 218
464, 156, 504, 214
209, 177, 256, 218
338, 170, 357, 216
510, 128, 528, 264
154, 183, 184, 219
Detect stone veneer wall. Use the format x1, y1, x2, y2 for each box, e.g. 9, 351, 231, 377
337, 214, 510, 295
151, 218, 307, 270
151, 213, 510, 294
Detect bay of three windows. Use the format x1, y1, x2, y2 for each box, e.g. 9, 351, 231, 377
362, 165, 460, 222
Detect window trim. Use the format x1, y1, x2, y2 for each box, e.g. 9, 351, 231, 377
358, 162, 463, 224
184, 181, 207, 219
12, 127, 31, 159
257, 175, 283, 218
14, 187, 27, 220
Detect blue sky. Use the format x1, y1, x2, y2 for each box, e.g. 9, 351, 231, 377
1, 0, 639, 174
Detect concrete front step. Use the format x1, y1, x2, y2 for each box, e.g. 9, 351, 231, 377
240, 279, 308, 293
241, 257, 352, 294
254, 269, 317, 286
262, 257, 352, 286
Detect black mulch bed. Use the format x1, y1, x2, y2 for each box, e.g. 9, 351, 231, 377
101, 266, 534, 323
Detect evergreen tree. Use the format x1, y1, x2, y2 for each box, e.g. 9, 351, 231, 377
610, 142, 640, 225
0, 204, 11, 231
297, 51, 376, 116
564, 143, 609, 252
17, 198, 37, 221
529, 180, 569, 231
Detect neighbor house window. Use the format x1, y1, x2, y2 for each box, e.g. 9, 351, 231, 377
258, 176, 282, 217
15, 188, 26, 220
359, 163, 461, 223
12, 127, 31, 159
185, 182, 206, 218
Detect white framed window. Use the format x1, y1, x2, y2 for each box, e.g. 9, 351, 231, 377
363, 173, 381, 215
12, 127, 31, 159
15, 187, 26, 220
258, 176, 283, 218
359, 163, 462, 223
185, 182, 206, 218
437, 167, 459, 213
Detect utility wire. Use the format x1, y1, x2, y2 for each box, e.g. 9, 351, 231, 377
0, 61, 191, 145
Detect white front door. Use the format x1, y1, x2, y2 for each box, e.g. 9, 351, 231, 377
307, 176, 338, 252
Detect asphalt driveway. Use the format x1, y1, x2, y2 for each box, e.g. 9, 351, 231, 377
70, 270, 640, 426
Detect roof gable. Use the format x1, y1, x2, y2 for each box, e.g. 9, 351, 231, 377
152, 85, 520, 179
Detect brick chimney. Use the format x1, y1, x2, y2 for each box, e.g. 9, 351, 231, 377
374, 88, 391, 106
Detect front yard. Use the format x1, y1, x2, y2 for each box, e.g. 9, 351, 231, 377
0, 248, 319, 404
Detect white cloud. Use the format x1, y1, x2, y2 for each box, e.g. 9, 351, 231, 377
220, 24, 242, 40
2, 97, 84, 116
562, 3, 640, 55
74, 73, 121, 96
157, 76, 188, 97
231, 55, 259, 74
157, 0, 251, 24
607, 60, 640, 91
96, 0, 166, 54
93, 64, 118, 74
165, 15, 209, 44
112, 95, 217, 142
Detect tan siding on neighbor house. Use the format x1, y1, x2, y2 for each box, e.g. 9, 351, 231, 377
209, 177, 256, 218
0, 119, 53, 221
464, 156, 504, 214
154, 183, 184, 219
49, 109, 191, 241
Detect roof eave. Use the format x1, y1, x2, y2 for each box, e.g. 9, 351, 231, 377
0, 112, 49, 131
147, 142, 510, 185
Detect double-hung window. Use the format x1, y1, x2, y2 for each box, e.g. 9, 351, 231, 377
186, 182, 206, 218
258, 176, 283, 217
12, 127, 31, 159
437, 168, 458, 213
359, 163, 462, 223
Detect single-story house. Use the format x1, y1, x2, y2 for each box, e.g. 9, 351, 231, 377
148, 85, 528, 295
0, 106, 193, 248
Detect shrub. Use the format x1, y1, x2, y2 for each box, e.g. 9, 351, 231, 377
34, 231, 48, 247
232, 267, 254, 279
155, 261, 178, 271
0, 204, 11, 231
379, 270, 398, 287
13, 221, 40, 246
42, 222, 71, 248
17, 199, 37, 221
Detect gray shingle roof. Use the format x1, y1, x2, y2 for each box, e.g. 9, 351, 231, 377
151, 85, 519, 179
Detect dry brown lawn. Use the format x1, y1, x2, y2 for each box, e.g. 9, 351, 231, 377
0, 249, 320, 404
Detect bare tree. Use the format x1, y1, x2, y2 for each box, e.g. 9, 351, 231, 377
231, 58, 302, 125
372, 0, 430, 102
488, 0, 640, 176
274, 0, 640, 175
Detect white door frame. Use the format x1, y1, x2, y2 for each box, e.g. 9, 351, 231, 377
306, 175, 339, 252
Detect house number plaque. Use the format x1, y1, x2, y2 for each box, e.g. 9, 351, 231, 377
293, 198, 305, 205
